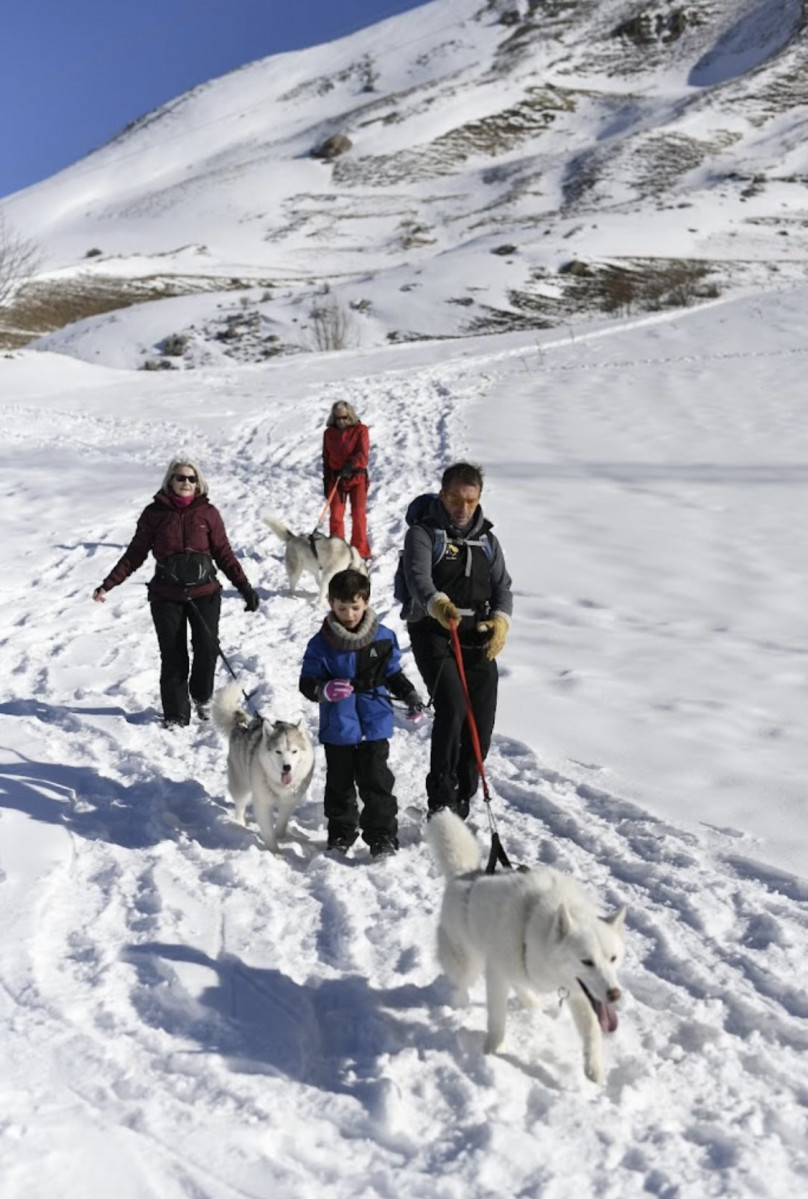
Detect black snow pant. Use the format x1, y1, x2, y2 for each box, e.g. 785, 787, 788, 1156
323, 740, 398, 846
149, 591, 221, 724
409, 620, 498, 817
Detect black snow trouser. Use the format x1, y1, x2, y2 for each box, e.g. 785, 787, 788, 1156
323, 740, 397, 846
150, 591, 221, 724
409, 620, 498, 816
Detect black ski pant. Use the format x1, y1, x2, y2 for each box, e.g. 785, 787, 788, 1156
150, 591, 221, 724
323, 739, 398, 845
409, 621, 498, 816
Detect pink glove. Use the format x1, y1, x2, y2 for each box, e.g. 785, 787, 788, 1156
406, 697, 425, 723
322, 679, 354, 702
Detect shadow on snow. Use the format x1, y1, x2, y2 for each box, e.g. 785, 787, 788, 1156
123, 939, 449, 1101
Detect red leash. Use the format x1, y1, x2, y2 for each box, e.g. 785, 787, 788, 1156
449, 620, 512, 872
449, 619, 491, 801
313, 478, 340, 531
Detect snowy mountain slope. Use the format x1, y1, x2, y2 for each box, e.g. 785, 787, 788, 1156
2, 0, 807, 357
1, 286, 806, 1198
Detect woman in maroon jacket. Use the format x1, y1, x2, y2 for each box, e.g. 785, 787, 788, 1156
92, 457, 259, 729
322, 402, 371, 561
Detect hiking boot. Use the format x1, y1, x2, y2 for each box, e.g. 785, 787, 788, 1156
163, 717, 189, 730
194, 701, 211, 722
369, 835, 399, 858
326, 834, 355, 854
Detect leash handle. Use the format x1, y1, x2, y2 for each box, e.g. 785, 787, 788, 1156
449, 619, 491, 804
314, 478, 341, 530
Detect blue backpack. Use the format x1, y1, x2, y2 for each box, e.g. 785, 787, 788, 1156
394, 493, 493, 618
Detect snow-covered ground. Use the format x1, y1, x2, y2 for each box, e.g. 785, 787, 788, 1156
1, 285, 806, 1198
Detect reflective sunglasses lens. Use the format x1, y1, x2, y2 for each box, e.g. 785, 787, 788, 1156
174, 474, 197, 483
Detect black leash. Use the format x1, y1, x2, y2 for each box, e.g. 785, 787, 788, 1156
485, 831, 515, 873
184, 595, 263, 719
155, 561, 263, 719
423, 638, 453, 712
354, 687, 431, 716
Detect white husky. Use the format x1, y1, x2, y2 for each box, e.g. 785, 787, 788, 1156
263, 514, 367, 605
426, 810, 626, 1084
211, 683, 315, 852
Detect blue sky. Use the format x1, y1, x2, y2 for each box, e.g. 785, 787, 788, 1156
1, 0, 432, 199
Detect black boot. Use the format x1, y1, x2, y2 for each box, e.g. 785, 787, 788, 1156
369, 835, 399, 858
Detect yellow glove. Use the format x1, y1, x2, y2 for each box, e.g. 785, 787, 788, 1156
428, 593, 461, 630
476, 613, 509, 660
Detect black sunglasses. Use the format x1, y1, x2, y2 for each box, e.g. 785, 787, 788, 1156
174, 473, 197, 483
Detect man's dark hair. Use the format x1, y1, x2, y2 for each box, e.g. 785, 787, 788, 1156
441, 461, 484, 493
328, 568, 371, 602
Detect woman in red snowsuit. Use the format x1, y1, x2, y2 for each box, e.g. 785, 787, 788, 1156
322, 402, 371, 560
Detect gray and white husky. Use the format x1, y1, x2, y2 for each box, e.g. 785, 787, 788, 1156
427, 810, 626, 1084
263, 514, 367, 605
211, 683, 315, 852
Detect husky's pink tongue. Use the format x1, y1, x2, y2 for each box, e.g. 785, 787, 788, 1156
281, 769, 292, 786
596, 1001, 619, 1034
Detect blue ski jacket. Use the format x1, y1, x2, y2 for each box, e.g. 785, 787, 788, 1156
299, 609, 418, 745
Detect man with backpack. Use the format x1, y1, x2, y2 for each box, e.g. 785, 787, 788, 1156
399, 462, 513, 820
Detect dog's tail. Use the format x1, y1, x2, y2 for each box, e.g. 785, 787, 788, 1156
425, 809, 482, 878
211, 682, 251, 737
263, 513, 294, 543
348, 547, 370, 576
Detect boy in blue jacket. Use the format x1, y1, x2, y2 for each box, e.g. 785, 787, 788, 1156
299, 568, 424, 857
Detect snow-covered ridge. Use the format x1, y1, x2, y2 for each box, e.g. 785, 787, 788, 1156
1, 0, 806, 360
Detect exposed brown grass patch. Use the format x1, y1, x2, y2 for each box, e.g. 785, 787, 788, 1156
0, 273, 274, 349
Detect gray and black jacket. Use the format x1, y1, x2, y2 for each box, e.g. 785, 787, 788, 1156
401, 496, 513, 630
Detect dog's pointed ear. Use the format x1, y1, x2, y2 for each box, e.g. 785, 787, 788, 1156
555, 903, 574, 941
603, 906, 627, 931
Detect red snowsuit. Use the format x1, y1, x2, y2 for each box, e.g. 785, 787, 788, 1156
322, 421, 370, 559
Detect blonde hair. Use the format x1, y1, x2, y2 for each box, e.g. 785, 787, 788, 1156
161, 456, 209, 496
326, 401, 359, 428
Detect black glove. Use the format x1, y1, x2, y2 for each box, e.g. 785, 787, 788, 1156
339, 465, 354, 480
242, 585, 260, 612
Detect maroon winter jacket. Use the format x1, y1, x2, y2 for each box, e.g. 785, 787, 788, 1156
100, 492, 250, 602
